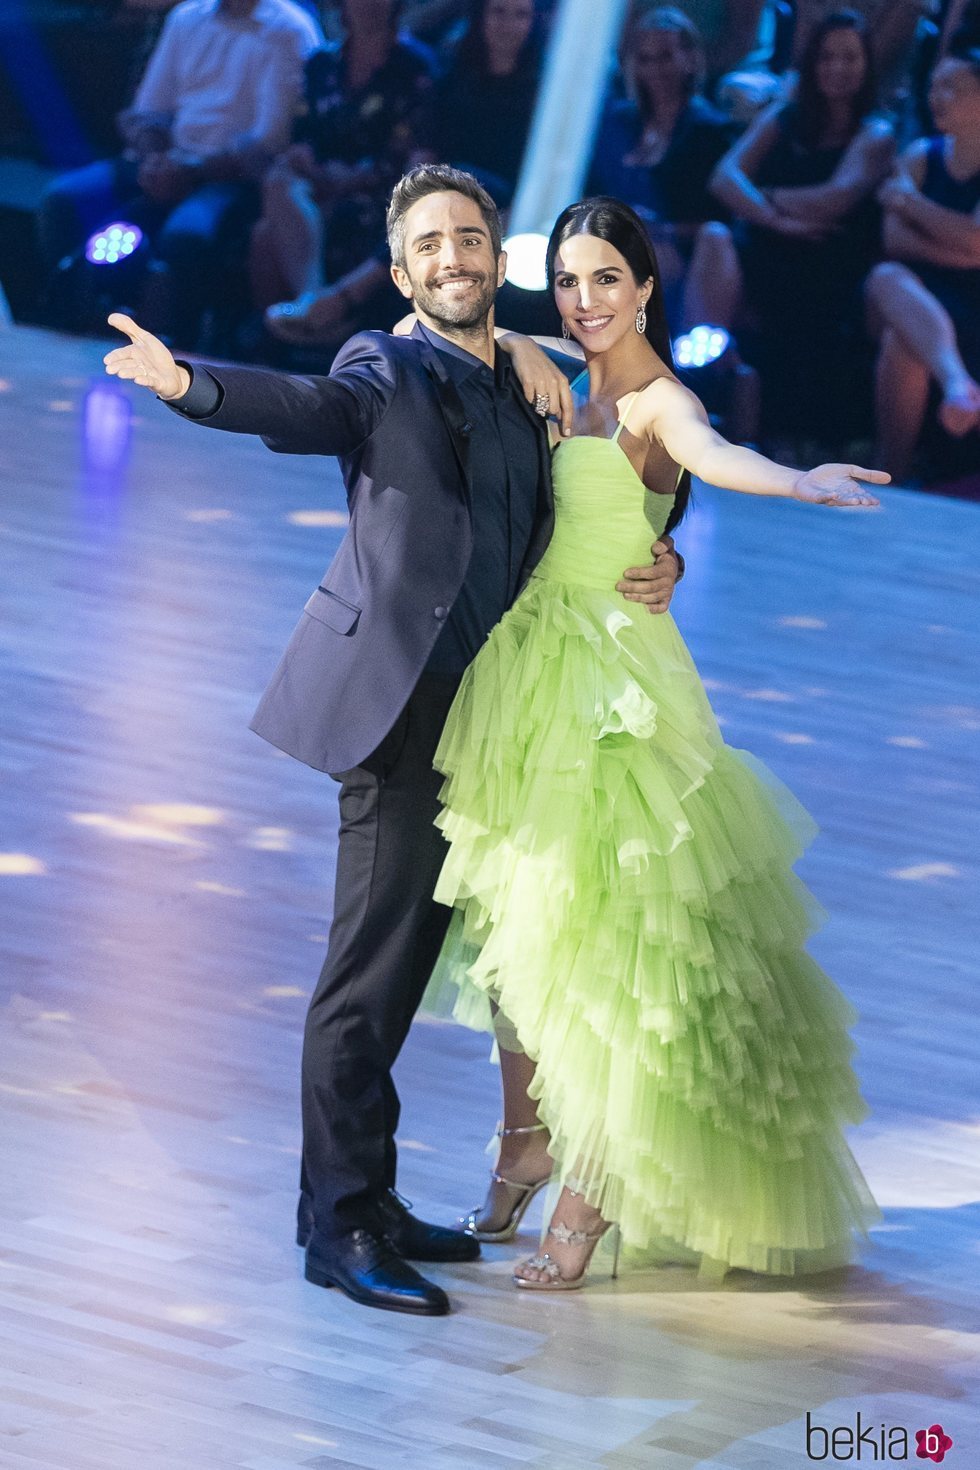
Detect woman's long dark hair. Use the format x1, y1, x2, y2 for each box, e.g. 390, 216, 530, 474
546, 196, 691, 534
455, 0, 544, 81
796, 9, 878, 148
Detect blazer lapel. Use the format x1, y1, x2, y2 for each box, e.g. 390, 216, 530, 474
410, 323, 472, 495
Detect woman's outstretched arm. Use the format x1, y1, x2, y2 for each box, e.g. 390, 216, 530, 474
644, 378, 887, 505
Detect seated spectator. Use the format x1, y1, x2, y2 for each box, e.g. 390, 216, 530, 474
634, 0, 768, 86
260, 0, 435, 344
792, 0, 930, 105
705, 10, 894, 428
430, 0, 544, 206
589, 6, 738, 330
866, 43, 980, 478
37, 0, 323, 348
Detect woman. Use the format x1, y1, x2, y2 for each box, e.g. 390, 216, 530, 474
589, 6, 736, 330
704, 9, 893, 428
425, 196, 884, 1290
866, 43, 980, 479
430, 0, 543, 205
255, 0, 435, 344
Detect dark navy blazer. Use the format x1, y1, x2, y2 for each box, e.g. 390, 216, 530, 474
173, 323, 556, 774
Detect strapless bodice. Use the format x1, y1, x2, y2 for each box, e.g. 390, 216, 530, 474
532, 436, 675, 590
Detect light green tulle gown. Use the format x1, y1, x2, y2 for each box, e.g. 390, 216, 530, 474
426, 399, 879, 1276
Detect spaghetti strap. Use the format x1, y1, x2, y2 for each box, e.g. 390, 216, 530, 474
611, 391, 640, 443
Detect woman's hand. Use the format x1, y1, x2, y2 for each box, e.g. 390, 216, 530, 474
792, 463, 889, 506
392, 312, 417, 337
877, 173, 918, 215
498, 334, 575, 436
103, 313, 188, 398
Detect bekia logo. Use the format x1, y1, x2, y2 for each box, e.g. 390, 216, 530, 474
915, 1425, 954, 1463
805, 1411, 954, 1461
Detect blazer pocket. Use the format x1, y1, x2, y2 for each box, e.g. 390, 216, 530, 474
304, 586, 361, 635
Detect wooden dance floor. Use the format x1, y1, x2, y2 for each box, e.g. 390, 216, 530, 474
1, 324, 978, 1469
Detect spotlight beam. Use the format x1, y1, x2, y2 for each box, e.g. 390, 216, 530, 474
508, 0, 631, 238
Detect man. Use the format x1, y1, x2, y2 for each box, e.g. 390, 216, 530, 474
40, 0, 323, 345
104, 165, 682, 1316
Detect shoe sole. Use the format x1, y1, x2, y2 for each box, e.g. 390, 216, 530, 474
304, 1260, 450, 1315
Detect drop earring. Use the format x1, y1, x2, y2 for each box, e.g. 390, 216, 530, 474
562, 320, 570, 339
635, 303, 647, 334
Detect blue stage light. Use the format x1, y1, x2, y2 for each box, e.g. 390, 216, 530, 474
673, 325, 731, 370
85, 223, 144, 266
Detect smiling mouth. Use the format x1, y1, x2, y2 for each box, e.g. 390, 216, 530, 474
435, 277, 480, 290
575, 315, 614, 332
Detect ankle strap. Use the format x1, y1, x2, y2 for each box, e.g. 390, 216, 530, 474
495, 1120, 548, 1138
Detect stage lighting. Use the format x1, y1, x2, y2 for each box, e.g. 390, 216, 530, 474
85, 222, 143, 267
503, 232, 549, 292
673, 325, 731, 370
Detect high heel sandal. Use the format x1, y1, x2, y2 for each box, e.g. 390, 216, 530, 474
459, 1121, 553, 1243
514, 1202, 621, 1292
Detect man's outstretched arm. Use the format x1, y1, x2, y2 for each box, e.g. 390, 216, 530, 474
103, 314, 395, 457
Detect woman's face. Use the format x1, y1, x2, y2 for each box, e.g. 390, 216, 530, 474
482, 0, 535, 56
629, 26, 698, 101
929, 58, 980, 134
553, 233, 651, 353
814, 27, 867, 103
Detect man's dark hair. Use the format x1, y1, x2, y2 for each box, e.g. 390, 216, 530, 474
386, 164, 503, 269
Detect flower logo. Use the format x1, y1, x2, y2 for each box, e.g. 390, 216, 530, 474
916, 1424, 953, 1462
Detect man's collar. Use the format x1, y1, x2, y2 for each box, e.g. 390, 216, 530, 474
415, 320, 499, 382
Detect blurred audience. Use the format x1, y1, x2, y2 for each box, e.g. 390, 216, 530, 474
792, 0, 932, 103
38, 0, 323, 347
430, 0, 544, 205
866, 41, 980, 477
259, 0, 436, 344
649, 0, 768, 84
24, 0, 980, 479
706, 9, 894, 429
589, 7, 738, 329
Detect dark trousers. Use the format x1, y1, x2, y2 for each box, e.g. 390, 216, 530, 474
300, 673, 461, 1239
37, 157, 257, 345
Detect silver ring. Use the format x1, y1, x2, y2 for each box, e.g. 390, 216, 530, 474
534, 392, 550, 416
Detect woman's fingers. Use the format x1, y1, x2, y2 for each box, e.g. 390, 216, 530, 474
850, 465, 891, 484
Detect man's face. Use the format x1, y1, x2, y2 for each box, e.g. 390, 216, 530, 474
392, 190, 505, 331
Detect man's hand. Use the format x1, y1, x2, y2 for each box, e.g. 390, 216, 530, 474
616, 537, 681, 615
497, 335, 575, 436
104, 313, 188, 399
137, 151, 199, 204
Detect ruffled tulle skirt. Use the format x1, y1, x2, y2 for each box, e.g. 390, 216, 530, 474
425, 574, 879, 1275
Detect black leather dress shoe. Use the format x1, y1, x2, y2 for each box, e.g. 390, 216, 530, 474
297, 1189, 480, 1263
376, 1189, 481, 1263
304, 1227, 450, 1315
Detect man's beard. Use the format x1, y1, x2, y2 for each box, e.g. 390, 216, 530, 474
410, 269, 496, 331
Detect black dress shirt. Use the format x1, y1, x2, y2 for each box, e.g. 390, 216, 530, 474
415, 324, 539, 675
167, 325, 542, 677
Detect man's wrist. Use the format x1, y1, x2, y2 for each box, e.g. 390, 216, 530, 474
161, 363, 192, 401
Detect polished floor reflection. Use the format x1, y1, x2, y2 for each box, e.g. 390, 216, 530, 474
1, 326, 978, 1469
